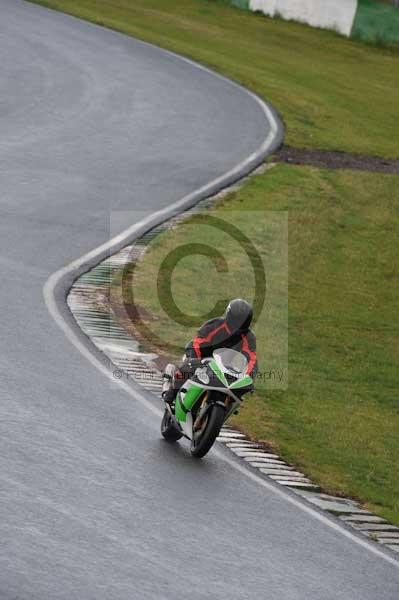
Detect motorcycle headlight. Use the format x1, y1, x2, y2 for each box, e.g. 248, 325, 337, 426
196, 368, 210, 385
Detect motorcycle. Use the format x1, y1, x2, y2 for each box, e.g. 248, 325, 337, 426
161, 348, 253, 458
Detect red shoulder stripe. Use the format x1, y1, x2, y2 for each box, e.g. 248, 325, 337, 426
192, 323, 228, 359
241, 334, 257, 375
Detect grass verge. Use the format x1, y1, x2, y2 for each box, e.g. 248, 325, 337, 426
31, 0, 399, 157
116, 165, 399, 525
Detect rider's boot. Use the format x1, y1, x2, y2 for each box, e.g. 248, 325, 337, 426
162, 364, 177, 407
162, 388, 176, 406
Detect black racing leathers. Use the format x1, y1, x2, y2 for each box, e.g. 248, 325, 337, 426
164, 317, 257, 404
185, 316, 257, 376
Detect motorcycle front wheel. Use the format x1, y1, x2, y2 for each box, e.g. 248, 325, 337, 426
190, 403, 225, 458
161, 408, 183, 442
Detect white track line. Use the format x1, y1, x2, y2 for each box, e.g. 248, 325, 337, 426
42, 38, 398, 569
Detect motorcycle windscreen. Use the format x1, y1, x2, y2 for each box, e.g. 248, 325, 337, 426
213, 348, 248, 378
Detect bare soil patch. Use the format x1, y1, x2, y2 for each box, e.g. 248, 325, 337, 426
274, 146, 399, 173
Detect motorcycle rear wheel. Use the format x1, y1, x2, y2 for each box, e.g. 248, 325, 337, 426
161, 408, 183, 442
190, 404, 225, 458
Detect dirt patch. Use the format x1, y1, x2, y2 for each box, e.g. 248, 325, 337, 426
274, 146, 399, 173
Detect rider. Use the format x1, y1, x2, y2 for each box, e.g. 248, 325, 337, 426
162, 298, 257, 405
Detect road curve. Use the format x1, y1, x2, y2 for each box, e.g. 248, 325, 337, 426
0, 1, 398, 599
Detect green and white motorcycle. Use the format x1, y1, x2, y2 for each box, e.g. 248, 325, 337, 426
161, 348, 253, 458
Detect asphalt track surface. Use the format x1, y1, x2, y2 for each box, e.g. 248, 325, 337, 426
1, 1, 398, 598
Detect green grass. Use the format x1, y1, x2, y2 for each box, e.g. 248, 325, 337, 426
31, 0, 399, 157
120, 165, 399, 525
32, 0, 399, 523
353, 0, 399, 47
